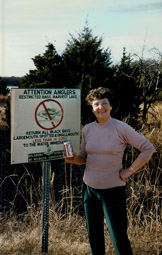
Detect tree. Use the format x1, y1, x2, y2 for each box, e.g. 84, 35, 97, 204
110, 48, 141, 126
18, 24, 113, 124
110, 47, 162, 127
62, 24, 112, 124
20, 44, 67, 88
132, 48, 162, 121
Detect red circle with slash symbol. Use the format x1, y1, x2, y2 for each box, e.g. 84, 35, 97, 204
35, 99, 63, 130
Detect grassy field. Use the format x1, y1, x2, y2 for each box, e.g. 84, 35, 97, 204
0, 184, 161, 255
0, 97, 161, 255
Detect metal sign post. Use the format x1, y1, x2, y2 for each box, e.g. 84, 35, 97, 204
42, 161, 51, 254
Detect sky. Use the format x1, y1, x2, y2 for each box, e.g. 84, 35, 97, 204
0, 0, 162, 77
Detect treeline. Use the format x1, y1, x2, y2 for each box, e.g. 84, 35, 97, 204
1, 24, 162, 126
19, 25, 162, 127
3, 77, 23, 87
0, 77, 23, 94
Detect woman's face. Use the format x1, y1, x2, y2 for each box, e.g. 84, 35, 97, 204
92, 98, 112, 123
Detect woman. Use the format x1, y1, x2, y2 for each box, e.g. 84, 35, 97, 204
65, 87, 155, 255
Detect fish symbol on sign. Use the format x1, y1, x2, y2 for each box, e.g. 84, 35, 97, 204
37, 108, 61, 120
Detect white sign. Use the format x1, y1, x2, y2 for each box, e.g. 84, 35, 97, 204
11, 88, 81, 164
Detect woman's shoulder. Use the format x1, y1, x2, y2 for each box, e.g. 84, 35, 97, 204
112, 118, 129, 128
82, 122, 97, 136
112, 118, 134, 134
83, 121, 96, 130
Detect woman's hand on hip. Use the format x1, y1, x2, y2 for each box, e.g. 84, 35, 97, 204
119, 168, 133, 182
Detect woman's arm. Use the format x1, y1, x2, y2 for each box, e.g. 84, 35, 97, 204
119, 122, 156, 182
119, 156, 147, 182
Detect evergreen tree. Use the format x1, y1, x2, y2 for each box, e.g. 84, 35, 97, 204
62, 24, 112, 124
20, 44, 67, 88
111, 48, 141, 126
19, 24, 113, 124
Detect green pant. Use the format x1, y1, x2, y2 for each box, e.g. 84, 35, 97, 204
82, 183, 133, 255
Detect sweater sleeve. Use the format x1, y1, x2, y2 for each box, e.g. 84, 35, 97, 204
78, 126, 87, 159
117, 122, 156, 162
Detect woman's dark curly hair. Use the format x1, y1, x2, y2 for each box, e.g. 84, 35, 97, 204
86, 87, 114, 106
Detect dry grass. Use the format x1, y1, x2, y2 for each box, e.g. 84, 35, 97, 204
0, 196, 161, 255
0, 207, 90, 255
0, 101, 161, 255
1, 155, 161, 255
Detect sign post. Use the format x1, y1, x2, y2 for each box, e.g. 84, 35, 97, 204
11, 88, 81, 254
42, 161, 50, 254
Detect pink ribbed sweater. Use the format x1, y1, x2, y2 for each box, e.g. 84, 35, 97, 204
79, 117, 155, 189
